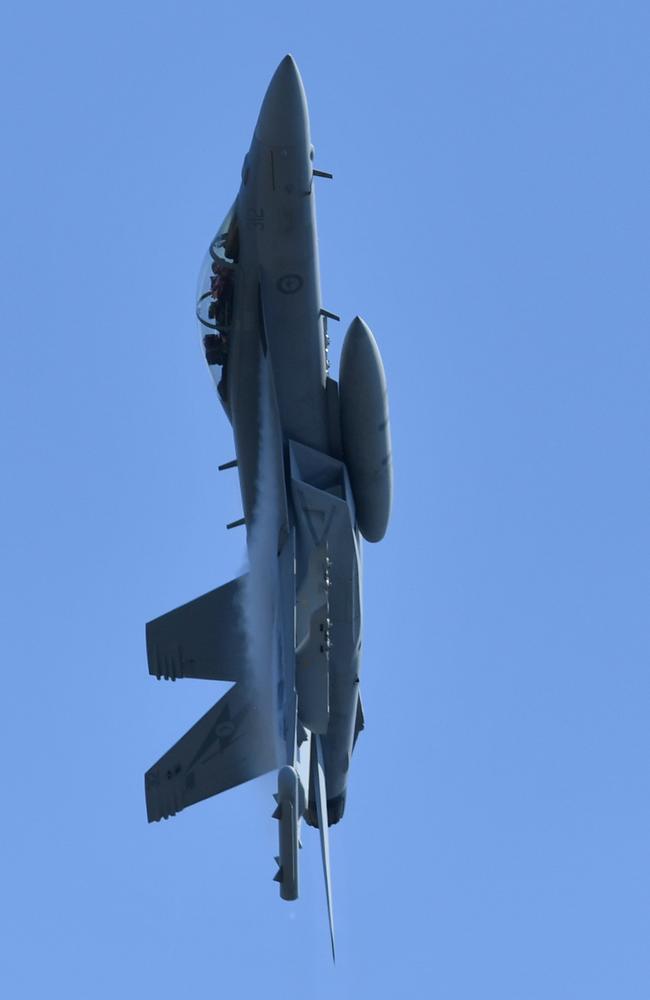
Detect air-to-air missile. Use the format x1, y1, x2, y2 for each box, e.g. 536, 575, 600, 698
144, 55, 392, 958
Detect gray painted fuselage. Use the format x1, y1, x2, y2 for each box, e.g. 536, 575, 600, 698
223, 56, 360, 821
145, 55, 392, 956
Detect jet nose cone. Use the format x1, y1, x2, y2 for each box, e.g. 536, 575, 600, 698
255, 54, 310, 146
278, 53, 301, 81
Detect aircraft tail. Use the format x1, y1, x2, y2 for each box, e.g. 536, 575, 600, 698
145, 681, 278, 822
146, 576, 247, 682
144, 576, 279, 822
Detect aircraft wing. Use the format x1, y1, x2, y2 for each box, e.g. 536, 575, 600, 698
146, 576, 247, 682
145, 682, 278, 822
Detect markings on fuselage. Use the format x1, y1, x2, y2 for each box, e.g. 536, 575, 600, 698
247, 208, 264, 230
277, 274, 303, 294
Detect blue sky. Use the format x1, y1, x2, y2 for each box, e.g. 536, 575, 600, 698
1, 2, 649, 997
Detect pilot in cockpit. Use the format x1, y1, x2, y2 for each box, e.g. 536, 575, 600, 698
210, 260, 226, 295
197, 222, 237, 369
208, 261, 234, 330
203, 333, 227, 366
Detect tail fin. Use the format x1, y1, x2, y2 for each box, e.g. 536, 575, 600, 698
312, 734, 336, 962
146, 576, 246, 682
145, 681, 278, 822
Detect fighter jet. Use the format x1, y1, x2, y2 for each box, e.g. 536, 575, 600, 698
144, 55, 392, 958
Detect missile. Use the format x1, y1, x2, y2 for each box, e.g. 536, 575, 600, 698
273, 765, 300, 900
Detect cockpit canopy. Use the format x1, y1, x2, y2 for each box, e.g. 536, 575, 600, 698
196, 203, 240, 366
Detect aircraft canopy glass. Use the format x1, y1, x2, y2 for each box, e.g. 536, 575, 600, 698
196, 204, 240, 367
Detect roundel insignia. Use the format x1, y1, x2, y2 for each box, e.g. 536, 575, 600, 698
277, 273, 303, 294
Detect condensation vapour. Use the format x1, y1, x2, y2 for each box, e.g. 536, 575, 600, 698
239, 356, 284, 766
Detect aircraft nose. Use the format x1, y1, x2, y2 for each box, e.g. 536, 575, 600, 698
255, 54, 310, 147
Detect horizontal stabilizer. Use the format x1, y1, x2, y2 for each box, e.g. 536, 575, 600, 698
146, 576, 246, 682
145, 682, 278, 822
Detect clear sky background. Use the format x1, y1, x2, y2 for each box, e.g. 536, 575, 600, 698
1, 2, 648, 997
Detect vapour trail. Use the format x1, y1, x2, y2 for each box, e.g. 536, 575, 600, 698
240, 355, 284, 766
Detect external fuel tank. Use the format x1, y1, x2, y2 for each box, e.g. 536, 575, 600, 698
338, 316, 392, 543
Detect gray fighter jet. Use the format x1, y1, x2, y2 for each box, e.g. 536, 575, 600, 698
145, 55, 392, 958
